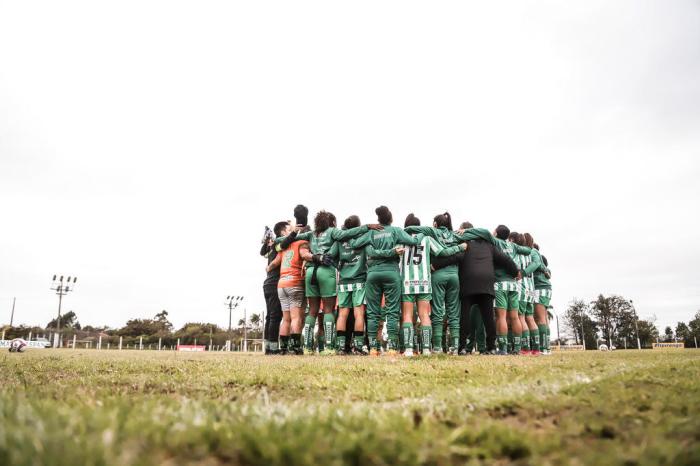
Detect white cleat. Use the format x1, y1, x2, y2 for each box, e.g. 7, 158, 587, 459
404, 348, 414, 357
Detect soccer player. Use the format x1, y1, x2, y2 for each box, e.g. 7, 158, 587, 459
404, 212, 462, 353
532, 240, 553, 354
399, 213, 466, 356
349, 206, 421, 355
328, 215, 369, 355
510, 232, 541, 354
273, 225, 312, 355
260, 221, 292, 354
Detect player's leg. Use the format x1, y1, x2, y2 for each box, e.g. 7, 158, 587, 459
336, 288, 352, 354
364, 272, 382, 354
519, 311, 530, 354
474, 294, 497, 353
508, 291, 523, 354
318, 265, 339, 353
417, 296, 432, 355
494, 290, 509, 354
265, 285, 283, 354
352, 287, 367, 354
430, 270, 448, 353
401, 296, 416, 357
444, 274, 461, 354
304, 267, 322, 352
383, 271, 402, 354
459, 295, 475, 354
525, 303, 540, 355
535, 302, 549, 354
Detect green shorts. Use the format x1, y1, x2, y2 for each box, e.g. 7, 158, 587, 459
494, 290, 519, 311
518, 300, 534, 316
337, 283, 366, 308
402, 293, 431, 303
305, 265, 337, 298
535, 289, 552, 307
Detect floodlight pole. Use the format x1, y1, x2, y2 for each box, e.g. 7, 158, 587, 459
50, 275, 77, 348
580, 307, 586, 350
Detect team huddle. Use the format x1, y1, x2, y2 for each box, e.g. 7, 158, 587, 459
260, 205, 553, 357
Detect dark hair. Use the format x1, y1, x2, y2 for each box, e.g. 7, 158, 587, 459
294, 205, 309, 226
314, 210, 334, 234
533, 243, 540, 251
273, 221, 289, 237
404, 213, 420, 228
376, 205, 392, 225
343, 215, 361, 229
523, 232, 534, 248
542, 255, 548, 267
328, 212, 337, 228
433, 212, 453, 230
509, 231, 523, 246
495, 225, 510, 240
460, 221, 473, 229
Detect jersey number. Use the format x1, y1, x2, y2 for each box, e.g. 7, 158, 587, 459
407, 245, 424, 265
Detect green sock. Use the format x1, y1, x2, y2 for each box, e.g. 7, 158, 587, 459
420, 326, 432, 352
323, 313, 335, 348
336, 330, 346, 351
507, 330, 514, 352
449, 326, 460, 350
303, 315, 316, 350
513, 335, 521, 353
521, 329, 530, 350
497, 334, 508, 352
402, 323, 414, 349
280, 336, 289, 351
354, 331, 365, 350
538, 324, 547, 351
546, 326, 551, 350
531, 329, 540, 351
413, 326, 419, 351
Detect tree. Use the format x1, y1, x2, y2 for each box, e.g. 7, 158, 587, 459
589, 295, 636, 347
675, 322, 690, 347
154, 310, 173, 332
46, 311, 81, 330
117, 319, 159, 337
663, 326, 674, 342
250, 313, 261, 330
238, 318, 246, 328
688, 311, 700, 347
563, 299, 598, 349
637, 317, 660, 348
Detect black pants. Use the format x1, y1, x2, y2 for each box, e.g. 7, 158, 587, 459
263, 285, 282, 342
459, 294, 496, 352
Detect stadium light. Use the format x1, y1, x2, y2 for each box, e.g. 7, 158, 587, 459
50, 274, 78, 348
225, 296, 244, 332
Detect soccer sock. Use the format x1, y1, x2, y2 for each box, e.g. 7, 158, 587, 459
269, 340, 279, 351
368, 318, 378, 350
413, 326, 419, 352
336, 330, 346, 351
538, 324, 547, 351
507, 330, 514, 352
497, 334, 508, 352
323, 313, 335, 348
513, 336, 521, 353
531, 329, 540, 351
402, 323, 414, 349
280, 336, 289, 352
421, 326, 432, 352
521, 329, 530, 350
546, 326, 551, 350
449, 326, 460, 350
353, 331, 365, 349
291, 334, 302, 352
303, 315, 316, 350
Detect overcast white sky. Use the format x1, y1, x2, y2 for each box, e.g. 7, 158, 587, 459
1, 1, 699, 335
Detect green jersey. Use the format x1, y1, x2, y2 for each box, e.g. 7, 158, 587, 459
329, 239, 367, 286
515, 252, 535, 303
531, 250, 552, 290
399, 234, 462, 294
350, 225, 421, 272
276, 225, 368, 255
492, 237, 532, 288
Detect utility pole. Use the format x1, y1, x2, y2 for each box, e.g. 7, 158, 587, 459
225, 296, 243, 331
553, 308, 560, 344
243, 306, 248, 352
50, 275, 77, 348
10, 297, 16, 327
580, 307, 586, 350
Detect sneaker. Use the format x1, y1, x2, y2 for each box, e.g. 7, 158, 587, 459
448, 347, 459, 356
519, 349, 530, 355
432, 348, 444, 355
404, 348, 414, 358
354, 345, 369, 356
497, 349, 509, 356
530, 350, 541, 356
422, 348, 432, 356
303, 348, 314, 355
481, 349, 497, 355
369, 348, 380, 357
336, 348, 348, 356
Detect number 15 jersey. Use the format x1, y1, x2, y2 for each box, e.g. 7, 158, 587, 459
400, 234, 462, 295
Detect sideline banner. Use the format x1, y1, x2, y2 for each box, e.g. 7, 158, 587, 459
652, 342, 684, 349
552, 344, 585, 351
0, 340, 49, 349
176, 345, 206, 352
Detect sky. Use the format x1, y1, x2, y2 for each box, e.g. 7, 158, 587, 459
1, 1, 699, 336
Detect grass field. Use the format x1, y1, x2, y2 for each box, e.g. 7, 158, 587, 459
1, 350, 699, 466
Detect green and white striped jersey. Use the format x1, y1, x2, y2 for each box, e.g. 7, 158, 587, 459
515, 253, 536, 303
400, 235, 462, 294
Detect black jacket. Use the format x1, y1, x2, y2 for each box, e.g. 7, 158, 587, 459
435, 239, 518, 297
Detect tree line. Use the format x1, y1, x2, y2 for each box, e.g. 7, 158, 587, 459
564, 294, 700, 349
1, 310, 263, 348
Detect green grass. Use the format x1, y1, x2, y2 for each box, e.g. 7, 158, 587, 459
1, 350, 699, 465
